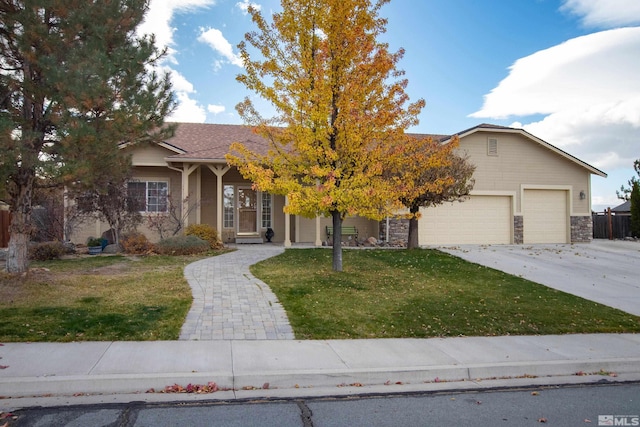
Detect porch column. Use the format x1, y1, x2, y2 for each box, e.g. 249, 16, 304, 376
208, 165, 230, 233
284, 196, 291, 247
315, 216, 322, 247
195, 168, 202, 225
182, 163, 199, 228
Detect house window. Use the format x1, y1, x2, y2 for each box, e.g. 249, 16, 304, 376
223, 185, 234, 228
127, 181, 168, 212
487, 138, 498, 156
261, 193, 272, 228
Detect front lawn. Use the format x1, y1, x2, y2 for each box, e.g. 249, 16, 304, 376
0, 254, 217, 342
251, 249, 640, 339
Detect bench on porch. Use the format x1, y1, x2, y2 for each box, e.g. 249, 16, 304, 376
326, 225, 358, 240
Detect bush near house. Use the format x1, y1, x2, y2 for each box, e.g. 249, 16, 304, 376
185, 224, 223, 249
28, 241, 68, 261
155, 235, 210, 255
121, 232, 155, 255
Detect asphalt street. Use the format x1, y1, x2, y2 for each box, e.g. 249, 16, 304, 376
6, 383, 640, 427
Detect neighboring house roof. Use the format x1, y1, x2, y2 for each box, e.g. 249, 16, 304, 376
152, 122, 606, 177
612, 200, 631, 213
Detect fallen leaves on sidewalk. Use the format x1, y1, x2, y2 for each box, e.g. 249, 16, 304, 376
146, 382, 222, 394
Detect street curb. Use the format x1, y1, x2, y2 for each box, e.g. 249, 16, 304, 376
2, 357, 638, 400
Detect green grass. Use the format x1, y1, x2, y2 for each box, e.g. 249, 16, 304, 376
251, 249, 640, 339
0, 253, 227, 342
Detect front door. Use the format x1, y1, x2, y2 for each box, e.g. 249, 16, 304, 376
237, 187, 258, 234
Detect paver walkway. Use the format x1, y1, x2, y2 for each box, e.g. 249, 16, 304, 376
179, 244, 295, 340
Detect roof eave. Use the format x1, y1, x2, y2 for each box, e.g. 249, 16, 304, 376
165, 157, 229, 164
119, 141, 185, 155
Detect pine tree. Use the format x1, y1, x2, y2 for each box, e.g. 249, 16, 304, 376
226, 0, 424, 271
0, 0, 175, 273
630, 181, 640, 238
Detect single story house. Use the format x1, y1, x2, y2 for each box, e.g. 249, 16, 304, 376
611, 200, 631, 216
71, 123, 606, 247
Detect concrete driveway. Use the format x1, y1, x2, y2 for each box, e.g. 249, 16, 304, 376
437, 240, 640, 316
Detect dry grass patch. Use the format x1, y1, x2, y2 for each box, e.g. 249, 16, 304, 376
0, 252, 229, 342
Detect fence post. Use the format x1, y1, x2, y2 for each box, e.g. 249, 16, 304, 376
607, 207, 613, 240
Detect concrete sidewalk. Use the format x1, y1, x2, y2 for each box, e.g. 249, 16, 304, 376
1, 334, 639, 409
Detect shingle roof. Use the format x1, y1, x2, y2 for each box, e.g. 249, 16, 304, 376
612, 200, 631, 212
165, 123, 269, 161
164, 123, 454, 160
158, 123, 605, 177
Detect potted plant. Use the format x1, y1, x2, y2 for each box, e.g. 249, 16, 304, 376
86, 237, 103, 255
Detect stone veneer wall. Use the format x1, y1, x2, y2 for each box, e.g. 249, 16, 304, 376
380, 215, 592, 246
513, 216, 523, 244
571, 215, 593, 243
380, 218, 409, 247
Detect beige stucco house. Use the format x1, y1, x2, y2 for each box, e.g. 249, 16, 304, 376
72, 123, 606, 247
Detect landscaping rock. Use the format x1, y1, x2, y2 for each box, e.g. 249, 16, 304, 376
103, 244, 123, 254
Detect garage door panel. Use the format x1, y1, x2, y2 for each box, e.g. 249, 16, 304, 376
523, 190, 568, 244
419, 196, 512, 245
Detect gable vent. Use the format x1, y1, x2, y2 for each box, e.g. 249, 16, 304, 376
487, 138, 498, 156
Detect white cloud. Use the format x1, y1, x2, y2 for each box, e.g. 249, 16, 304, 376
164, 67, 194, 94
560, 0, 640, 28
138, 0, 216, 62
137, 1, 215, 124
471, 27, 640, 172
207, 104, 226, 114
167, 92, 207, 123
236, 0, 261, 15
198, 27, 244, 67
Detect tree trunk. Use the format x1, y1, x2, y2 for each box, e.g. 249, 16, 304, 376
331, 210, 343, 272
407, 205, 420, 249
6, 175, 35, 273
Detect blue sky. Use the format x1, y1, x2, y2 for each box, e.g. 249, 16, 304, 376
138, 0, 640, 211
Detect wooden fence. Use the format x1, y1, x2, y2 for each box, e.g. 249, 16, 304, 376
0, 210, 10, 248
592, 210, 632, 239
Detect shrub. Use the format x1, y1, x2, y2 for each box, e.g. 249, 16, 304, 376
121, 232, 155, 255
184, 224, 223, 249
29, 241, 67, 261
86, 236, 103, 247
155, 235, 210, 255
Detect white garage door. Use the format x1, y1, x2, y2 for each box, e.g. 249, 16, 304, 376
419, 196, 512, 245
523, 189, 569, 244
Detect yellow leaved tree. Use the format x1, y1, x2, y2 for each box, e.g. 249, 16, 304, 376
226, 0, 424, 271
386, 135, 476, 249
